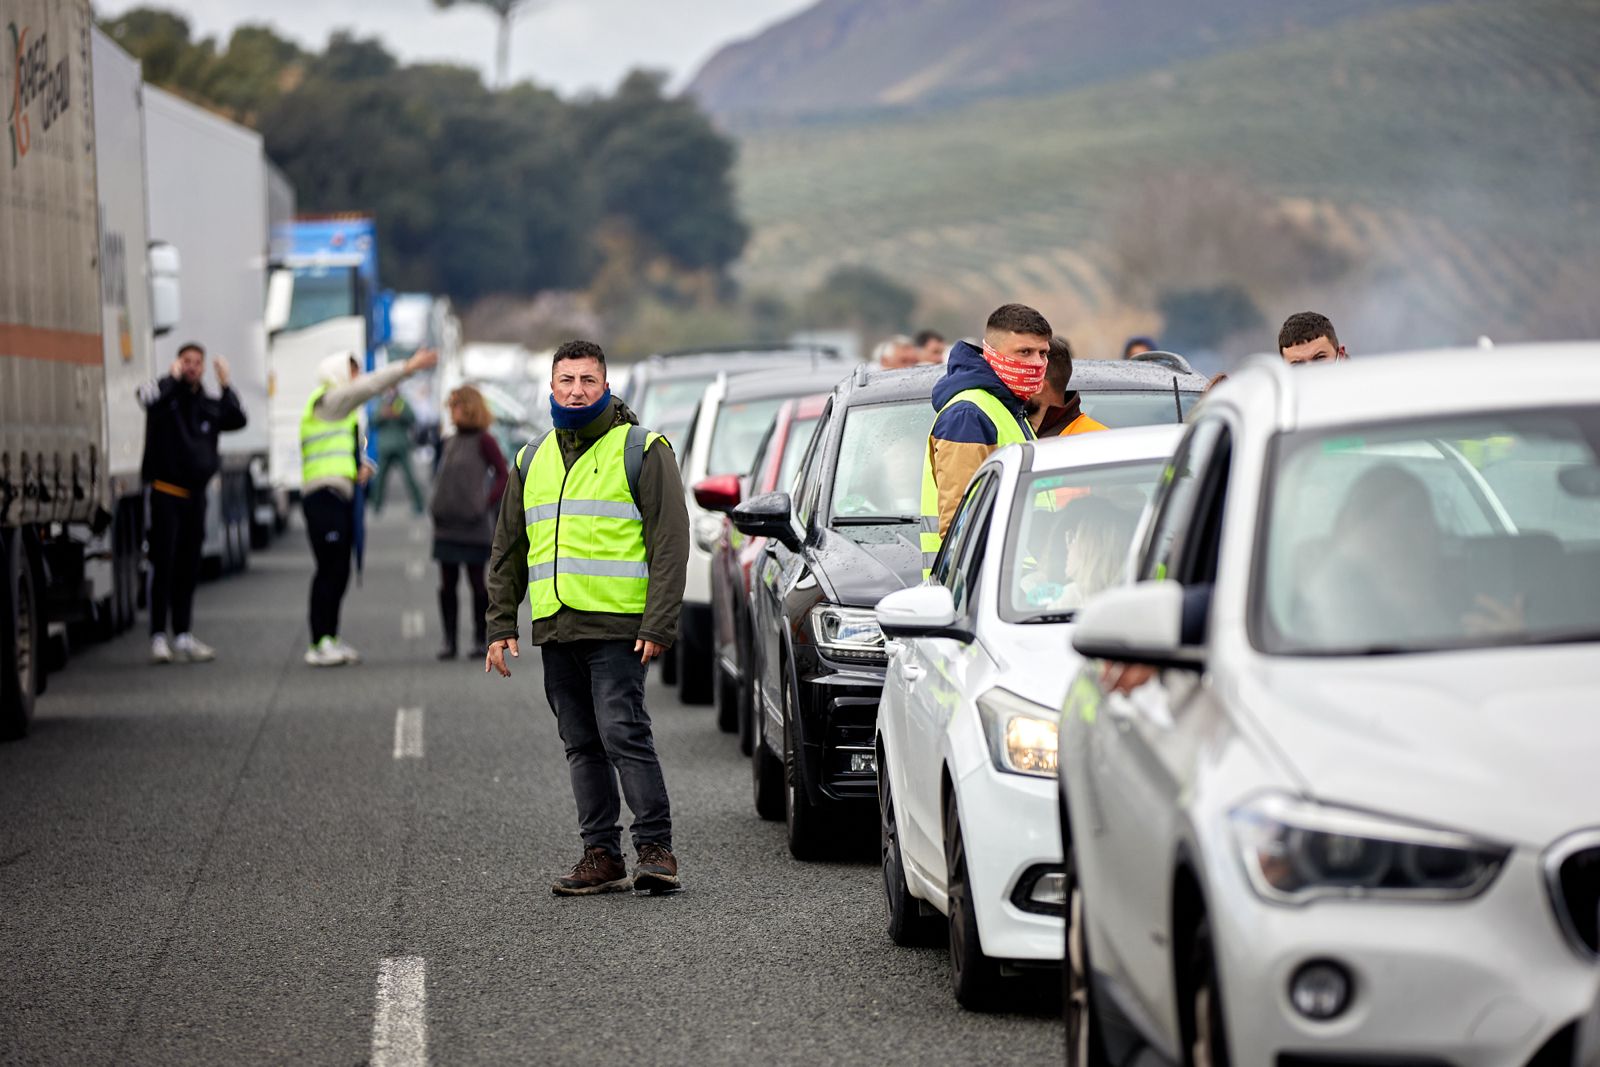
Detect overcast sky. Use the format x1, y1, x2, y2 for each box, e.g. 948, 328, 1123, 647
94, 0, 812, 95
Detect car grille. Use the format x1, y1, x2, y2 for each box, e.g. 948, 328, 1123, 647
1547, 838, 1600, 957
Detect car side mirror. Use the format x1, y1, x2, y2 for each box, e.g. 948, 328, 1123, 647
147, 241, 181, 337
732, 491, 800, 551
693, 474, 742, 514
875, 584, 973, 643
264, 267, 293, 336
1071, 580, 1203, 669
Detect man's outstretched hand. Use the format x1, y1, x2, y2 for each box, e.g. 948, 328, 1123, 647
486, 637, 519, 677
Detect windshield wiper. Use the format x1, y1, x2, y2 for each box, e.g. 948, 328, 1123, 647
1021, 612, 1076, 624
832, 515, 919, 526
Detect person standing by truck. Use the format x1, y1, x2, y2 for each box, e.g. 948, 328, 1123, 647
301, 347, 438, 667
138, 343, 247, 664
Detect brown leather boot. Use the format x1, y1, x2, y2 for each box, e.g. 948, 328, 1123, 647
551, 846, 631, 896
633, 842, 680, 894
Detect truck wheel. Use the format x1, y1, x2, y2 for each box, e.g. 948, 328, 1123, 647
0, 531, 41, 740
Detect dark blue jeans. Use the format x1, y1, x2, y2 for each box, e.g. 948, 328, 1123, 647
541, 639, 672, 856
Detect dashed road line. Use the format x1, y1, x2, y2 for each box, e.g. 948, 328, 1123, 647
393, 708, 424, 760
401, 610, 424, 639
371, 956, 428, 1067
405, 559, 425, 582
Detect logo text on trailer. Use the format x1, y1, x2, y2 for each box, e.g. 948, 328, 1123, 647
6, 20, 73, 169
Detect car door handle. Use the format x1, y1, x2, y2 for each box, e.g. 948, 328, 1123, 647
899, 661, 924, 682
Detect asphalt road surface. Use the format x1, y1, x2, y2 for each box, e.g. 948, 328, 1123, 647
0, 512, 1060, 1065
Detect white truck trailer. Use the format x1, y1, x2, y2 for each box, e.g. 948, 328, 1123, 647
1, 0, 102, 735
142, 85, 274, 575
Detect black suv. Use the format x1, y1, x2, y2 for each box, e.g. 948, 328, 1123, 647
732, 364, 941, 859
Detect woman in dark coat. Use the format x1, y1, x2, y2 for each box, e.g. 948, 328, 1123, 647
430, 385, 508, 659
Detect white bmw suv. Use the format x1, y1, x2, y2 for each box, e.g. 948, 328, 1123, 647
1060, 345, 1600, 1066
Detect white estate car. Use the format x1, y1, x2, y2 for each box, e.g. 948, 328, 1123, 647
1060, 345, 1600, 1066
874, 425, 1184, 1010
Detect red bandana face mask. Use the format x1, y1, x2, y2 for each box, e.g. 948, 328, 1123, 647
983, 340, 1047, 400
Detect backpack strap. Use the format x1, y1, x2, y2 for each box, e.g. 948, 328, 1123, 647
623, 425, 649, 509
515, 431, 551, 481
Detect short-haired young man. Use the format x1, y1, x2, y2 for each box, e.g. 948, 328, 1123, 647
484, 340, 690, 896
138, 342, 246, 664
913, 329, 947, 364
1278, 311, 1348, 364
1030, 336, 1108, 437
918, 304, 1051, 575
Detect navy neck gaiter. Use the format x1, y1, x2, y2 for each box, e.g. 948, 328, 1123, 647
549, 388, 612, 431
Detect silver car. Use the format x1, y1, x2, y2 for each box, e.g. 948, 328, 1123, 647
1059, 344, 1600, 1065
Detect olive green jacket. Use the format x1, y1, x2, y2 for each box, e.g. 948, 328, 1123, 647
485, 397, 689, 648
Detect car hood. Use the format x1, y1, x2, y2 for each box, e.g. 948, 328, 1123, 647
812, 525, 923, 608
1236, 646, 1600, 848
987, 622, 1082, 710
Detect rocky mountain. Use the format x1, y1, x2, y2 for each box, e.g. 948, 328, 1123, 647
687, 0, 1429, 122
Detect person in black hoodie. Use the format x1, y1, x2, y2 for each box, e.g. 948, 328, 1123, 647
137, 342, 247, 664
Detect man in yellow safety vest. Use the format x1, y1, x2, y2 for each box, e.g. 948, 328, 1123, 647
918, 303, 1053, 577
484, 340, 690, 897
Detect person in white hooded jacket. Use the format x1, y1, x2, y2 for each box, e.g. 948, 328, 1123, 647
300, 347, 437, 666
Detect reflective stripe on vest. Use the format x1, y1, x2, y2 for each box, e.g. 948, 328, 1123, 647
918, 388, 1032, 578
299, 387, 360, 484
522, 425, 662, 621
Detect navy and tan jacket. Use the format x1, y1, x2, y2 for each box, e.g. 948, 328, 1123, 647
927, 341, 1034, 533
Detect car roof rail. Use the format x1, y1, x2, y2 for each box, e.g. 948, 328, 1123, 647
1234, 352, 1297, 430
851, 362, 873, 387
1127, 350, 1194, 374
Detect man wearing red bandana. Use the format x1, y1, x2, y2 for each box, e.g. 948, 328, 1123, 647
917, 304, 1051, 574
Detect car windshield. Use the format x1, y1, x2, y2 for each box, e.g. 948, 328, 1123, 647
778, 416, 822, 493
637, 375, 717, 446
1003, 461, 1166, 622
709, 398, 786, 476
1255, 407, 1600, 655
1079, 390, 1199, 427
829, 400, 932, 523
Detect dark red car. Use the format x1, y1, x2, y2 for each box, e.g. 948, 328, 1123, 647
695, 392, 829, 754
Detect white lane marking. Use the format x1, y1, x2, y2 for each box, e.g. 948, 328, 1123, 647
405, 559, 425, 582
371, 956, 428, 1067
401, 610, 424, 639
394, 708, 424, 760
408, 526, 423, 544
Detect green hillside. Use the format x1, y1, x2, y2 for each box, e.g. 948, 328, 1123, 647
731, 0, 1600, 358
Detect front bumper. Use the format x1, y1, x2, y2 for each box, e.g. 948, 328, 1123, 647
954, 761, 1063, 962
1210, 849, 1600, 1065
794, 647, 884, 810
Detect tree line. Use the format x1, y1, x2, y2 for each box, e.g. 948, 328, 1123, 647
100, 8, 749, 306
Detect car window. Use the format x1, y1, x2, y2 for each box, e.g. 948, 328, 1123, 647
748, 420, 779, 487
1255, 406, 1600, 655
638, 375, 717, 448
828, 400, 933, 522
1079, 390, 1201, 428
1003, 460, 1166, 622
949, 476, 999, 618
933, 472, 993, 594
793, 399, 833, 528
709, 398, 786, 477
778, 415, 822, 494
1138, 418, 1226, 582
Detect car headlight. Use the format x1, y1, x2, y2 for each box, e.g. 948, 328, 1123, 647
809, 605, 885, 662
1230, 793, 1509, 904
976, 687, 1058, 779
